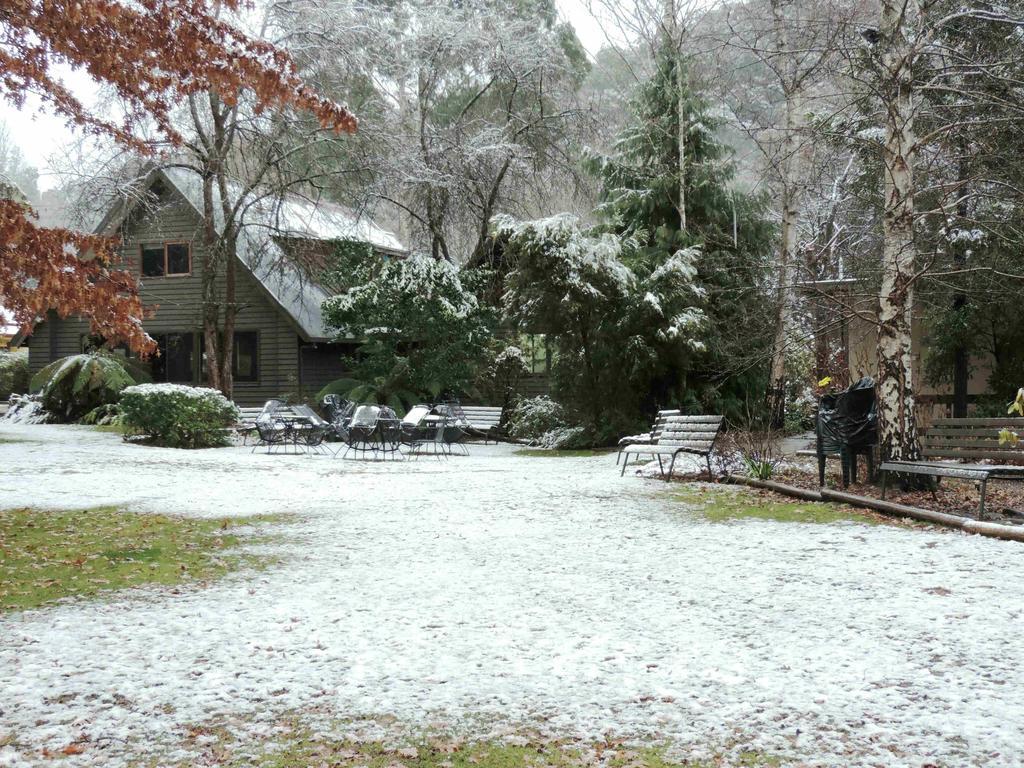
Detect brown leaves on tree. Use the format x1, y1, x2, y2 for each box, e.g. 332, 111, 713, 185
1, 0, 357, 352
1, 0, 357, 148
0, 199, 155, 353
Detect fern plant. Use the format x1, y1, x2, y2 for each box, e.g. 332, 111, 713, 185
30, 352, 146, 422
318, 371, 420, 415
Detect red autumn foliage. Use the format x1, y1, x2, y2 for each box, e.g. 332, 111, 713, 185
0, 199, 154, 352
1, 0, 357, 353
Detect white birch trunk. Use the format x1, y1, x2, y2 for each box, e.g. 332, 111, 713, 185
876, 0, 921, 462
663, 0, 686, 231
768, 0, 800, 426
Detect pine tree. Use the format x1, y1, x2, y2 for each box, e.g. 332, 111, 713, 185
588, 44, 774, 416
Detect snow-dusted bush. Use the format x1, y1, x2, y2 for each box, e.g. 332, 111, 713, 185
536, 425, 587, 449
0, 349, 29, 400
507, 396, 568, 442
494, 214, 710, 442
30, 352, 138, 422
120, 384, 240, 448
322, 254, 494, 401
477, 344, 530, 410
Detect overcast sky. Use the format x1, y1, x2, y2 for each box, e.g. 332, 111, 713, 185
0, 0, 619, 192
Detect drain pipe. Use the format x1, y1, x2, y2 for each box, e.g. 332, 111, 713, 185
724, 474, 824, 502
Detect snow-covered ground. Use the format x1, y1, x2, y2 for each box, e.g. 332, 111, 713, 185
2, 424, 1024, 767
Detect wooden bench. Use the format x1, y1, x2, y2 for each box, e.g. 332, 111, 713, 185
880, 417, 1024, 519
618, 414, 724, 481
236, 406, 263, 425
616, 409, 681, 464
459, 405, 504, 442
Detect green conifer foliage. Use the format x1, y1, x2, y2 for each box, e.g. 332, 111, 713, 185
588, 44, 775, 416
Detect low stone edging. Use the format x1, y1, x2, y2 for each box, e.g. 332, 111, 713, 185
723, 474, 1024, 543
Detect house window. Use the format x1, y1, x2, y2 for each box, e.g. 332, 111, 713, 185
140, 242, 192, 278
233, 331, 259, 383
198, 331, 260, 384
141, 245, 165, 277
152, 333, 195, 383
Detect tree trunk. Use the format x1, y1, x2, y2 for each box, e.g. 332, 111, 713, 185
767, 0, 800, 429
577, 314, 600, 424
952, 150, 970, 418
200, 171, 222, 391
876, 0, 921, 463
768, 157, 797, 427
663, 0, 686, 232
221, 232, 237, 399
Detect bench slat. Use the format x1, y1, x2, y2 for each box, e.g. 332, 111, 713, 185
621, 444, 712, 455
922, 428, 1013, 437
921, 448, 1024, 461
923, 437, 1011, 448
930, 418, 1024, 427
881, 462, 990, 480
661, 428, 720, 437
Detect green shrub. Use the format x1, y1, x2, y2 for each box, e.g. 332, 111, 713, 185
507, 396, 568, 442
30, 352, 139, 422
476, 344, 530, 412
120, 384, 240, 448
321, 254, 495, 401
0, 349, 29, 400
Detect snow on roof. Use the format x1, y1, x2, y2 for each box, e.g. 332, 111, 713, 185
152, 166, 405, 340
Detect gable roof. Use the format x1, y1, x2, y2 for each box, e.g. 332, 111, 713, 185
101, 165, 405, 342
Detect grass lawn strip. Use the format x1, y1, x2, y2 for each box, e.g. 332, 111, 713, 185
670, 484, 908, 526
158, 716, 783, 768
0, 506, 287, 612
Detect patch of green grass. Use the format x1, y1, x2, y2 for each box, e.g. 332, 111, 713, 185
165, 721, 784, 768
92, 423, 128, 434
671, 485, 885, 526
513, 448, 615, 458
0, 506, 287, 612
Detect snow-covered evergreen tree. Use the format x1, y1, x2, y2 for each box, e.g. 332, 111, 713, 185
495, 213, 707, 434
587, 43, 774, 415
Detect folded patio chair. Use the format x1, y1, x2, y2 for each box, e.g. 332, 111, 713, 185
400, 404, 435, 446
432, 402, 470, 456
322, 395, 356, 442
400, 404, 452, 458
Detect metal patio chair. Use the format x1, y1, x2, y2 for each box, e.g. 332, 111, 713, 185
340, 404, 381, 459
291, 404, 333, 455
252, 399, 299, 454
375, 406, 404, 460
400, 404, 447, 458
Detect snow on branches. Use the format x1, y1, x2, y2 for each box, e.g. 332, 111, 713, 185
2, 0, 357, 354
1, 0, 356, 150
